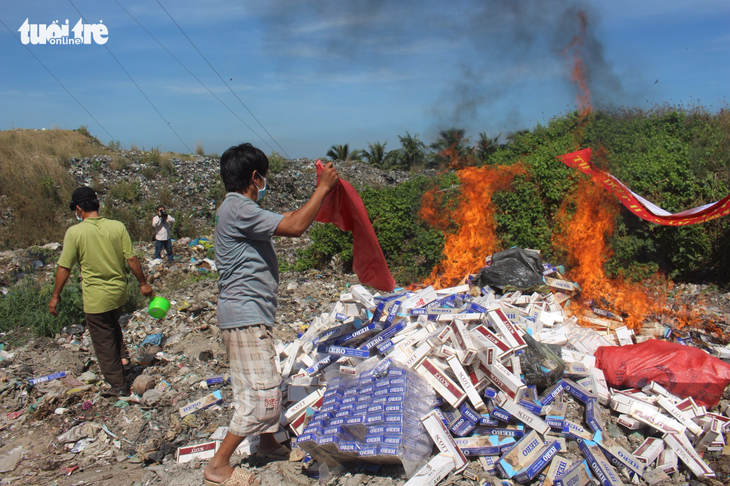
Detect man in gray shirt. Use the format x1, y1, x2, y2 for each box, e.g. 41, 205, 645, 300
205, 143, 338, 486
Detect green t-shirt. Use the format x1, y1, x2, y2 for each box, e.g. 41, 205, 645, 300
57, 217, 136, 314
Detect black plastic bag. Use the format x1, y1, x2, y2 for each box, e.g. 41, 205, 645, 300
472, 247, 545, 291
519, 333, 565, 389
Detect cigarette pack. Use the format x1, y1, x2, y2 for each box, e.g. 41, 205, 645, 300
564, 362, 589, 379
585, 400, 604, 433
403, 340, 434, 369
554, 460, 592, 486
663, 432, 715, 478
351, 284, 375, 308
401, 287, 438, 310
496, 430, 544, 478
695, 417, 722, 453
546, 402, 567, 430
416, 358, 466, 408
513, 440, 562, 484
656, 448, 678, 475
179, 390, 223, 417
544, 277, 577, 292
604, 445, 644, 477
176, 441, 219, 463
616, 414, 643, 430
421, 410, 468, 473
577, 439, 625, 486
655, 396, 702, 436
495, 392, 550, 435
561, 421, 593, 441
402, 453, 455, 486
538, 381, 566, 407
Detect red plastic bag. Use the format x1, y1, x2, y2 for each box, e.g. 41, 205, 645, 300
594, 339, 730, 407
314, 160, 396, 292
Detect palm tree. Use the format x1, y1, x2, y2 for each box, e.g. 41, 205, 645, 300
326, 144, 362, 162
361, 141, 389, 167
389, 132, 426, 170
474, 131, 501, 163
430, 128, 471, 169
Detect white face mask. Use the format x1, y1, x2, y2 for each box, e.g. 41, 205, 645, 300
75, 209, 83, 222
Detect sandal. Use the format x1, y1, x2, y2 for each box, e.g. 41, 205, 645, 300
204, 467, 260, 486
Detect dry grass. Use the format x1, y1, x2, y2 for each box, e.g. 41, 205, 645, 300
0, 128, 111, 248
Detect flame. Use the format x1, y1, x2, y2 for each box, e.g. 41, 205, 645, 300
421, 163, 527, 288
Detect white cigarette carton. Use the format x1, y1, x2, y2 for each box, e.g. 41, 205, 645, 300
616, 415, 643, 431
176, 441, 219, 463
284, 388, 325, 424
447, 355, 487, 413
633, 437, 664, 465
628, 403, 685, 435
179, 391, 223, 417
486, 308, 527, 350
421, 410, 468, 473
350, 284, 375, 308
401, 286, 438, 310
403, 453, 455, 486
281, 340, 302, 379
417, 358, 467, 408
471, 324, 513, 359
614, 326, 633, 346
589, 368, 610, 406
476, 349, 526, 402
495, 392, 550, 435
450, 319, 478, 366
403, 340, 434, 369
656, 449, 678, 475
655, 396, 702, 436
542, 455, 575, 486
663, 432, 715, 478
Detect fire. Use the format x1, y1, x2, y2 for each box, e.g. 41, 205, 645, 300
421, 163, 527, 288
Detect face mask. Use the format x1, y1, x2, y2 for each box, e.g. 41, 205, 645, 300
254, 175, 267, 201
75, 210, 83, 222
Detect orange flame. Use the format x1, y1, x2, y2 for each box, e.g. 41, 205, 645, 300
421, 163, 527, 288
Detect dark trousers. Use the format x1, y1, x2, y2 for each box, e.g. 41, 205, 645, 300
85, 307, 126, 389
154, 239, 173, 262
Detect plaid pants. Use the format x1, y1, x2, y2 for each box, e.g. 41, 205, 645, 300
221, 325, 282, 436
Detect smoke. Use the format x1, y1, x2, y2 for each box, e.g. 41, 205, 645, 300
250, 0, 627, 136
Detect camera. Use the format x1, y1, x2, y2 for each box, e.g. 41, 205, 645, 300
160, 210, 168, 221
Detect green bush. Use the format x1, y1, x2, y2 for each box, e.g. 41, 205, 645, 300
0, 277, 84, 338
269, 152, 286, 174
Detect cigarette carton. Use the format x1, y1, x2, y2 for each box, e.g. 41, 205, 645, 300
316, 344, 371, 359
604, 445, 644, 477
454, 435, 515, 456
421, 410, 468, 473
447, 355, 487, 413
577, 439, 625, 486
29, 371, 67, 385
554, 460, 592, 486
633, 437, 664, 465
538, 381, 566, 407
478, 455, 497, 473
695, 417, 722, 453
614, 326, 633, 346
585, 400, 604, 433
546, 402, 567, 430
416, 358, 466, 408
628, 402, 684, 435
588, 368, 610, 406
564, 362, 589, 379
562, 378, 597, 404
542, 455, 575, 486
284, 388, 325, 424
495, 392, 550, 435
486, 308, 527, 350
403, 453, 455, 486
513, 440, 562, 484
561, 421, 593, 441
179, 390, 223, 417
351, 284, 375, 308
496, 430, 543, 478
663, 432, 715, 478
656, 449, 678, 475
450, 319, 478, 365
544, 277, 577, 292
477, 349, 526, 402
401, 287, 438, 310
655, 396, 702, 436
403, 340, 434, 369
616, 414, 643, 430
176, 441, 219, 463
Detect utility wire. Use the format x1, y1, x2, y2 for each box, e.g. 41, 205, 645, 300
0, 18, 116, 141
156, 0, 292, 159
113, 0, 277, 154
68, 0, 192, 153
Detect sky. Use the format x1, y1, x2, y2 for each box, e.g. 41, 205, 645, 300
0, 0, 728, 159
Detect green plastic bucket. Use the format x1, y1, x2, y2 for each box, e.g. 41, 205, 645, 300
148, 297, 171, 319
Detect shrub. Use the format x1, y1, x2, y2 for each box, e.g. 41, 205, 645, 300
269, 152, 286, 174
196, 140, 205, 156
108, 181, 141, 203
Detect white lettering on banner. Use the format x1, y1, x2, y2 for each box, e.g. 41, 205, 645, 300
19, 18, 108, 45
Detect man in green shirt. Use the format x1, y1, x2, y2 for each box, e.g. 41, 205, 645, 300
49, 187, 154, 397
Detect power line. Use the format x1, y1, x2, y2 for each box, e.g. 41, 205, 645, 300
113, 0, 277, 154
68, 0, 192, 153
156, 0, 292, 159
0, 18, 116, 141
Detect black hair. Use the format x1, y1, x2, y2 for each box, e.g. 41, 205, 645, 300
76, 198, 100, 212
157, 205, 165, 211
220, 143, 269, 193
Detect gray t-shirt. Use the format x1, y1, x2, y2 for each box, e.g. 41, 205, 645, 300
214, 192, 284, 329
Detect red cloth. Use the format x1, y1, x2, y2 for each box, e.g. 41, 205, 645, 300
314, 160, 395, 292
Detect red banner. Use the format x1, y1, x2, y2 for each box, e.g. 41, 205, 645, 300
557, 148, 730, 225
